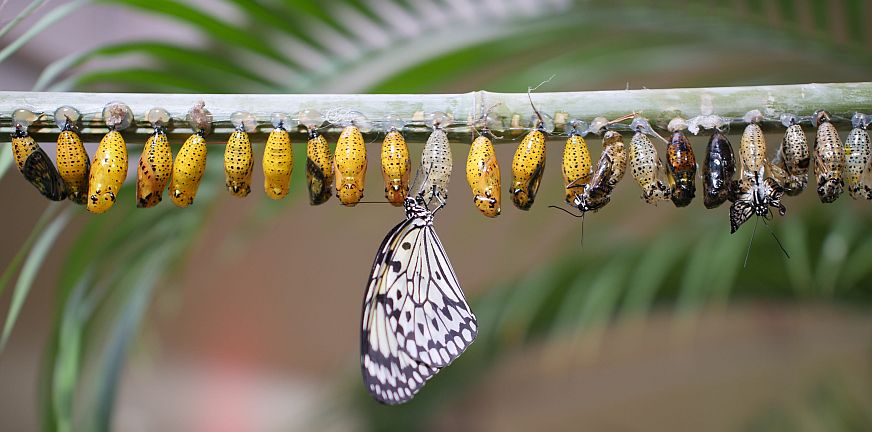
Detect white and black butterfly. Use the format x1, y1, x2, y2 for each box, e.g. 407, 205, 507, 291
729, 166, 789, 266
360, 193, 477, 404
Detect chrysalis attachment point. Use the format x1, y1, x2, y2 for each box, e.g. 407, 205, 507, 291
102, 102, 134, 131
384, 114, 405, 131
271, 112, 292, 129
299, 109, 323, 131
428, 111, 453, 129
187, 101, 213, 134
780, 113, 799, 128
230, 111, 257, 132
54, 105, 80, 129
743, 110, 764, 124
12, 108, 38, 129
145, 107, 171, 128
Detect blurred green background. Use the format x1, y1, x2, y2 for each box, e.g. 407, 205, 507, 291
1, 0, 872, 431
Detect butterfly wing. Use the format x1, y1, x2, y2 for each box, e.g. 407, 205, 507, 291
729, 199, 754, 234
361, 215, 477, 404
22, 148, 68, 201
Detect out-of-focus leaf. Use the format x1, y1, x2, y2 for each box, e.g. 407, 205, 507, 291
0, 0, 47, 40
0, 193, 60, 309
0, 0, 90, 64
0, 207, 72, 350
98, 0, 299, 68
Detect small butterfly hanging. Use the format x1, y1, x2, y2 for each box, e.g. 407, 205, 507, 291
360, 172, 478, 404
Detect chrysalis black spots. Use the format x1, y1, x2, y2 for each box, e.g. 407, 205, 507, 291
137, 107, 174, 207
770, 114, 809, 196
54, 106, 90, 205
333, 111, 368, 206
263, 113, 294, 200
11, 109, 67, 201
813, 111, 845, 203
628, 116, 671, 205
225, 111, 256, 198
416, 111, 453, 204
88, 102, 133, 214
381, 115, 411, 206
843, 113, 872, 200
170, 102, 211, 208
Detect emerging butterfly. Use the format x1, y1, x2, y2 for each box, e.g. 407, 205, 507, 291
360, 191, 478, 404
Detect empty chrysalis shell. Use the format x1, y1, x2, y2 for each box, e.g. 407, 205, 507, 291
299, 109, 323, 131
102, 102, 134, 130
231, 111, 258, 132
187, 103, 213, 134
428, 111, 453, 129
54, 105, 81, 129
384, 114, 405, 131
12, 108, 38, 129
145, 107, 171, 128
271, 112, 292, 129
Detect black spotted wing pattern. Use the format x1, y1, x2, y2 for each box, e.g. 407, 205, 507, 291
361, 213, 477, 404
22, 148, 68, 201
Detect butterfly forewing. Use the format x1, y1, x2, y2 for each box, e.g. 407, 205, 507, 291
23, 148, 68, 201
361, 204, 477, 404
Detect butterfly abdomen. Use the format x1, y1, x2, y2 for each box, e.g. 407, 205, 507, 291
381, 129, 410, 206
334, 125, 367, 206
224, 130, 254, 198
306, 132, 333, 205
466, 135, 501, 217
263, 127, 294, 200
88, 130, 128, 213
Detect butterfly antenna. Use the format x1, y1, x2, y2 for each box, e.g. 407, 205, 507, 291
743, 216, 760, 268
548, 205, 585, 248
762, 218, 790, 259
548, 205, 579, 217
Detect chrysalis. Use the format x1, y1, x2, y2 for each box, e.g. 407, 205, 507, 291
170, 102, 211, 208
137, 107, 174, 207
87, 102, 133, 213
54, 106, 90, 205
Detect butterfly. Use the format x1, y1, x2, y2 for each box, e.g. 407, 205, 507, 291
360, 192, 478, 404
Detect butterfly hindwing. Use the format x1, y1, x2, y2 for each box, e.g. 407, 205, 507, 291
22, 147, 68, 201
361, 205, 477, 404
